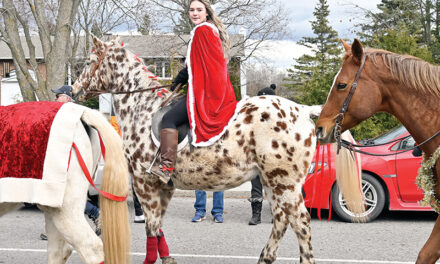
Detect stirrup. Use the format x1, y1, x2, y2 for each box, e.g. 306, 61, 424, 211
150, 166, 172, 185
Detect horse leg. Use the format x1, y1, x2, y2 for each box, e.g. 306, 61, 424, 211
133, 177, 165, 264
288, 198, 314, 264
256, 185, 290, 264
158, 186, 176, 263
416, 215, 440, 264
40, 204, 104, 264
43, 211, 73, 264
0, 202, 21, 217
260, 186, 314, 264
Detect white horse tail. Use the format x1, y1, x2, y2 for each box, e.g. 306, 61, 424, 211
334, 130, 366, 222
307, 105, 322, 118
81, 108, 131, 264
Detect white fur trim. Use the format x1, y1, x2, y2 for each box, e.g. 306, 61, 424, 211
186, 22, 245, 147
0, 103, 87, 207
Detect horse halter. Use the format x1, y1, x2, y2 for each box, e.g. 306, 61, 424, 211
334, 54, 367, 153
73, 44, 111, 101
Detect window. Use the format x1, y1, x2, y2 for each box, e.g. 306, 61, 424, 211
152, 60, 171, 79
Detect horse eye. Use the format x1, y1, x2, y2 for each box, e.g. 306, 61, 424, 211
337, 83, 347, 90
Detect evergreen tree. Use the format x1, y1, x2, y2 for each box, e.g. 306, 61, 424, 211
285, 0, 342, 105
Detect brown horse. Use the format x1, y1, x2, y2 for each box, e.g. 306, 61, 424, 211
316, 38, 440, 264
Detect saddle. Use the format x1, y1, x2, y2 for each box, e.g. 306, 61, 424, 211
151, 99, 190, 152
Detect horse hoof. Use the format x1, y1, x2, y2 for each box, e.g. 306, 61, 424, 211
161, 256, 177, 264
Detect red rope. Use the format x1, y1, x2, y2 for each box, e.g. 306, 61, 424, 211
310, 141, 321, 215
317, 144, 325, 220
327, 143, 333, 221
71, 142, 127, 202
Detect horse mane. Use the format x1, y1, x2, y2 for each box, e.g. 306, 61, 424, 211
365, 48, 440, 97
107, 40, 160, 92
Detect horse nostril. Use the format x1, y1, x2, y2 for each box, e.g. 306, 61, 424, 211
316, 127, 323, 139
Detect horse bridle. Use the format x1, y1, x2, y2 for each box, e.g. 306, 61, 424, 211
334, 54, 440, 156
334, 54, 367, 153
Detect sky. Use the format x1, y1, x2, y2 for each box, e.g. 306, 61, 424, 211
256, 0, 382, 70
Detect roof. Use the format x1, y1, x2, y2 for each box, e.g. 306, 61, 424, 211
0, 34, 245, 60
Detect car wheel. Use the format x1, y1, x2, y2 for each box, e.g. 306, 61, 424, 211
332, 173, 385, 223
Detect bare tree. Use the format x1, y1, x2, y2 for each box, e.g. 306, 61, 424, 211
245, 63, 287, 96
141, 0, 289, 62
0, 0, 80, 101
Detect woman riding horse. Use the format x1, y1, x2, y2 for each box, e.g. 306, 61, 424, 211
151, 0, 239, 185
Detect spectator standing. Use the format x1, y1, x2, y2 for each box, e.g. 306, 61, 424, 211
248, 84, 276, 225
192, 190, 224, 223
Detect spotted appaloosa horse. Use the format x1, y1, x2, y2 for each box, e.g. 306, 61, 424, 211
0, 105, 130, 264
316, 39, 440, 264
72, 36, 363, 264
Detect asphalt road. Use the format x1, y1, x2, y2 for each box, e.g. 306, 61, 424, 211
0, 197, 438, 264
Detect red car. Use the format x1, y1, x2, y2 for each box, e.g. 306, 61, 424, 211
303, 126, 431, 222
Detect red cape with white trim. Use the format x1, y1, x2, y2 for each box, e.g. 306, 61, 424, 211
186, 22, 240, 147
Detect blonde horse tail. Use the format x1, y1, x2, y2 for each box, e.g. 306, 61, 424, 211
81, 108, 130, 264
334, 130, 366, 222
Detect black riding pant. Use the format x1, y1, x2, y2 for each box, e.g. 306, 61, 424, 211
161, 96, 189, 129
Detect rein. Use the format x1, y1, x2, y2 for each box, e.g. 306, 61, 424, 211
87, 84, 172, 95
341, 130, 440, 157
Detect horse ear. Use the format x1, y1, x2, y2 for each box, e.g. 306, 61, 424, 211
341, 39, 350, 52
111, 35, 121, 45
92, 35, 104, 49
351, 39, 363, 63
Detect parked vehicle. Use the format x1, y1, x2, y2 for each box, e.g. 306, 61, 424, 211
303, 126, 431, 222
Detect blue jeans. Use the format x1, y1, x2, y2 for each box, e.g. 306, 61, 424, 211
85, 201, 100, 220
194, 190, 224, 216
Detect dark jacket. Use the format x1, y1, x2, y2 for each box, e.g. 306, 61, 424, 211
257, 84, 276, 96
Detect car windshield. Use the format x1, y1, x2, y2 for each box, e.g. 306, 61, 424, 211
372, 125, 408, 144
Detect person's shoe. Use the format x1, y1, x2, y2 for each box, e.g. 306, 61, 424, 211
161, 256, 177, 264
134, 214, 145, 223
191, 213, 206, 222
150, 129, 178, 184
213, 214, 224, 223
40, 233, 47, 240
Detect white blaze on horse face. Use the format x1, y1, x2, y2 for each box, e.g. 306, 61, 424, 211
326, 68, 342, 102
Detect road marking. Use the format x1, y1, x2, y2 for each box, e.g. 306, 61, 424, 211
0, 248, 413, 264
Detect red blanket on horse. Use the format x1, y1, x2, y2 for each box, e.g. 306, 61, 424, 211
0, 102, 88, 207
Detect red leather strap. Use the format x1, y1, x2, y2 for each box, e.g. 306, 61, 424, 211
71, 142, 127, 202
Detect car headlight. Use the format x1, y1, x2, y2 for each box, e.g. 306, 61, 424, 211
307, 162, 327, 174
